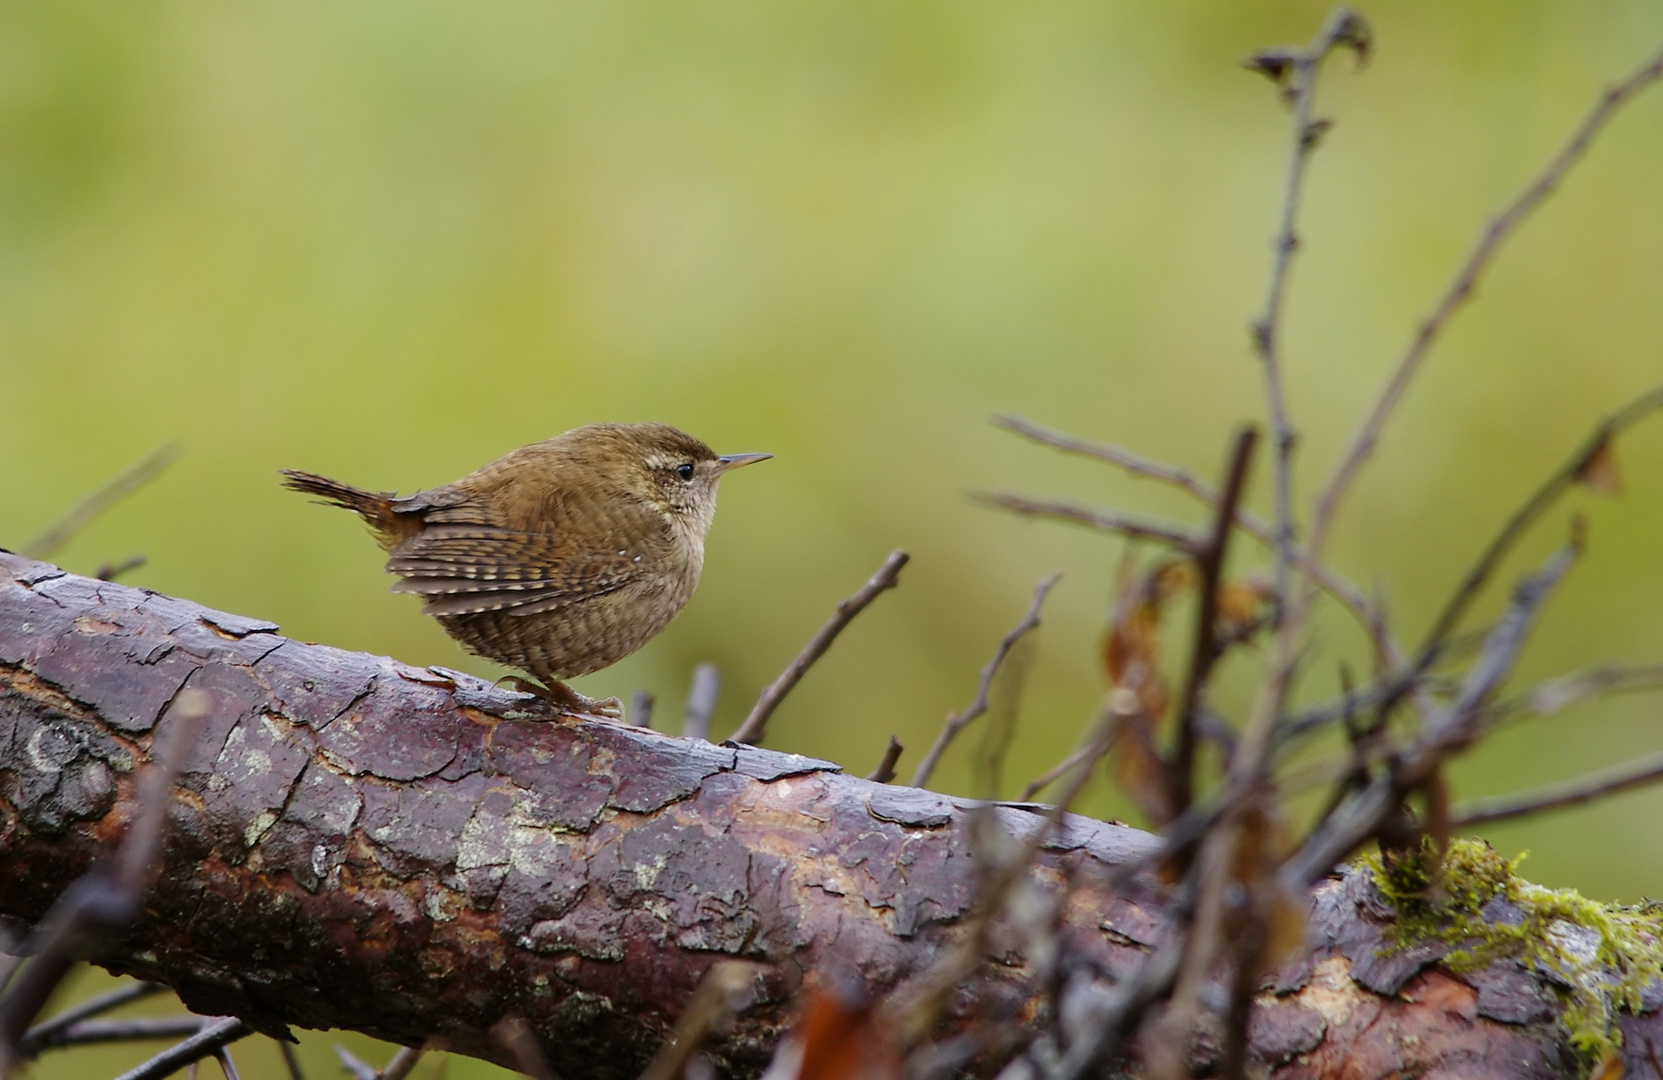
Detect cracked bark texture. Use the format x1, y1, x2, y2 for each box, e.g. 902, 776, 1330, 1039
0, 551, 1658, 1079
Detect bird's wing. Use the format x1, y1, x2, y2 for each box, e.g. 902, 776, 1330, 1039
386, 524, 653, 617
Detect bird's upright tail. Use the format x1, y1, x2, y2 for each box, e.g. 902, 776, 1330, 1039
279, 469, 408, 550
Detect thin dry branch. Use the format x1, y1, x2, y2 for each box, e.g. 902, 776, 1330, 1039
683, 663, 720, 741
15, 981, 167, 1058
866, 736, 905, 783
730, 549, 910, 746
1508, 661, 1663, 721
1308, 42, 1663, 572
1169, 429, 1258, 815
976, 440, 1392, 661
23, 1016, 210, 1049
911, 573, 1061, 789
277, 1040, 306, 1080
1415, 385, 1663, 665
20, 444, 177, 561
1245, 7, 1373, 610
992, 415, 1225, 503
975, 493, 1200, 551
110, 1017, 253, 1080
1284, 539, 1580, 888
1453, 750, 1663, 828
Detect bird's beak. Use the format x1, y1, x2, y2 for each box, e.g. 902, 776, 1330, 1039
716, 452, 772, 473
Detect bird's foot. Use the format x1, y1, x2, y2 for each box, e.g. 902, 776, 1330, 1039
499, 677, 626, 721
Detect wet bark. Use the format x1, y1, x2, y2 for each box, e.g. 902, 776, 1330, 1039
0, 552, 1655, 1079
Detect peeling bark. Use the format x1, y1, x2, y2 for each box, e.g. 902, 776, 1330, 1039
0, 552, 1657, 1079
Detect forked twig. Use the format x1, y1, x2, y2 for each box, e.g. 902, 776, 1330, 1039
109, 1017, 253, 1080
16, 981, 167, 1057
21, 444, 178, 560
730, 550, 909, 746
911, 573, 1061, 789
1453, 751, 1663, 827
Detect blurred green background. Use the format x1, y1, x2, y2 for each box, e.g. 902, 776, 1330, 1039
5, 0, 1663, 1074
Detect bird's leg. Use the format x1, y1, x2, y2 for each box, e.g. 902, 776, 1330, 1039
499, 676, 626, 720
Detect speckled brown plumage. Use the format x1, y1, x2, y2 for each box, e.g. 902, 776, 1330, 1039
281, 423, 768, 695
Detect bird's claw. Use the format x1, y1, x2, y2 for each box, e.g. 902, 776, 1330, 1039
499, 677, 625, 721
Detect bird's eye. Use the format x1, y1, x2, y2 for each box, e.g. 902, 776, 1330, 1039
675, 463, 695, 481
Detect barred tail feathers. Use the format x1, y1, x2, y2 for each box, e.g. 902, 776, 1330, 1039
279, 469, 411, 549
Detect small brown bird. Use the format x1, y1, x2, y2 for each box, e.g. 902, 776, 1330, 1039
281, 422, 769, 716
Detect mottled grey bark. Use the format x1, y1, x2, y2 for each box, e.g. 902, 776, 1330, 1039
1, 551, 1657, 1080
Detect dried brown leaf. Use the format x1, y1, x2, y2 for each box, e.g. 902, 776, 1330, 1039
1576, 436, 1624, 496
764, 984, 900, 1080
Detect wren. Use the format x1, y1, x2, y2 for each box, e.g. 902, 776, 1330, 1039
281, 422, 769, 716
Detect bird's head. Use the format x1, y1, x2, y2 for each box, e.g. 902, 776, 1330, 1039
565, 422, 770, 534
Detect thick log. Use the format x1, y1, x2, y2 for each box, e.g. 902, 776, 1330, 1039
0, 551, 1659, 1079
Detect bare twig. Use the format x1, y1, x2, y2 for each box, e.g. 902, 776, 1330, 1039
1415, 386, 1663, 665
96, 555, 148, 582
631, 690, 656, 728
992, 415, 1224, 503
1019, 743, 1095, 803
21, 444, 178, 560
865, 737, 904, 783
1503, 661, 1663, 722
911, 573, 1061, 789
1245, 8, 1372, 612
730, 550, 910, 746
1170, 429, 1258, 815
1309, 43, 1663, 575
16, 980, 167, 1056
110, 1017, 253, 1080
636, 962, 753, 1080
1454, 750, 1663, 828
683, 664, 720, 741
333, 1046, 379, 1080
216, 1047, 243, 1080
1284, 540, 1579, 888
975, 470, 1393, 661
974, 493, 1199, 552
277, 1038, 307, 1080
379, 1046, 425, 1080
21, 1015, 207, 1052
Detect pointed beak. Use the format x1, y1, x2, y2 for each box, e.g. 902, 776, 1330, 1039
716, 452, 772, 473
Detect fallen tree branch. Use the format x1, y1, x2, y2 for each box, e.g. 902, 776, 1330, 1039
2, 553, 1660, 1080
